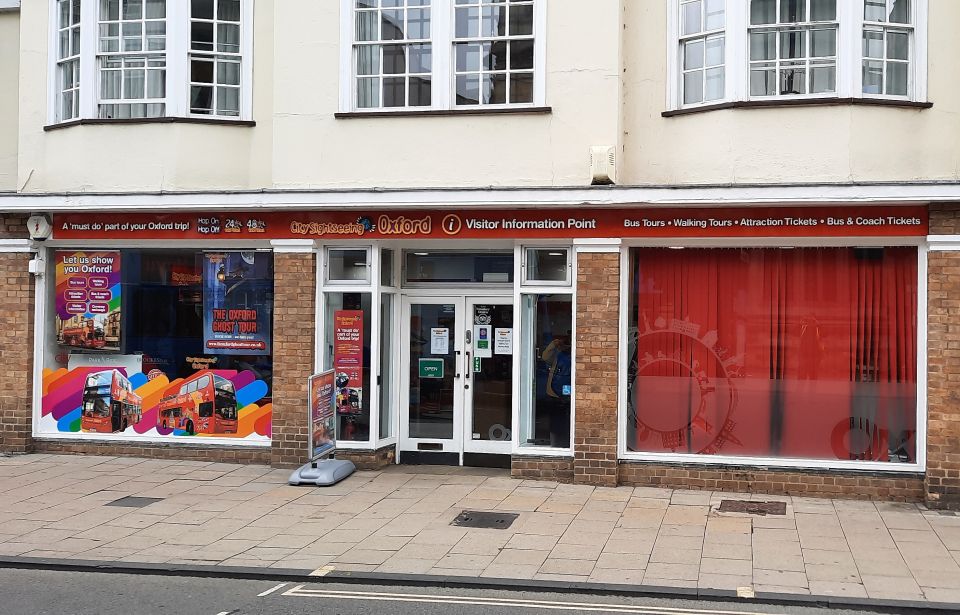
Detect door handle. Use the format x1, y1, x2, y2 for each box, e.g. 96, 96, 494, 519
465, 351, 471, 380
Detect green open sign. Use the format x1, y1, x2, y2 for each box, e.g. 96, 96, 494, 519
418, 358, 444, 379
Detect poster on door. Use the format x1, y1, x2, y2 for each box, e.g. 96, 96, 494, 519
309, 370, 336, 460
333, 310, 364, 416
55, 250, 122, 352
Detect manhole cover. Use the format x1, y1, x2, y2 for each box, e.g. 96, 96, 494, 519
451, 510, 519, 529
106, 496, 164, 508
718, 500, 786, 516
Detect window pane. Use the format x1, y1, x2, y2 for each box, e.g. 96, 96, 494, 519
191, 84, 213, 112
510, 39, 534, 70
780, 30, 806, 59
810, 0, 836, 21
145, 0, 165, 19
357, 77, 380, 107
146, 68, 165, 98
486, 73, 506, 104
887, 30, 909, 60
123, 0, 143, 20
378, 294, 394, 440
886, 62, 908, 95
811, 28, 836, 57
455, 42, 483, 71
328, 249, 369, 282
862, 30, 884, 59
217, 61, 241, 85
526, 249, 568, 283
705, 35, 724, 66
409, 75, 431, 105
356, 10, 379, 41
780, 65, 805, 94
751, 0, 776, 24
217, 86, 240, 114
489, 41, 507, 71
191, 0, 214, 20
455, 6, 479, 38
810, 63, 836, 93
750, 31, 776, 61
520, 294, 572, 449
124, 68, 145, 99
684, 39, 704, 70
409, 43, 431, 72
862, 59, 883, 93
191, 58, 214, 83
683, 70, 703, 104
750, 66, 776, 96
218, 24, 241, 53
357, 45, 380, 75
705, 66, 724, 100
510, 73, 533, 104
381, 9, 404, 40
383, 44, 405, 74
218, 0, 241, 21
324, 293, 373, 443
101, 0, 120, 21
407, 7, 430, 38
780, 0, 805, 22
889, 0, 911, 24
509, 3, 533, 36
864, 0, 886, 21
192, 21, 214, 51
705, 0, 724, 30
681, 0, 702, 35
101, 70, 122, 99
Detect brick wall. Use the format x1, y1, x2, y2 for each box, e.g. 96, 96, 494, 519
620, 462, 924, 502
573, 251, 619, 487
511, 455, 574, 482
338, 444, 396, 471
0, 245, 34, 454
927, 204, 960, 508
34, 440, 270, 464
270, 251, 316, 468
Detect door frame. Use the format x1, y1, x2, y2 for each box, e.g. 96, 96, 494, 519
399, 295, 465, 460
398, 293, 514, 463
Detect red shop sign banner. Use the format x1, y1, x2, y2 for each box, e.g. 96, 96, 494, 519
52, 206, 929, 240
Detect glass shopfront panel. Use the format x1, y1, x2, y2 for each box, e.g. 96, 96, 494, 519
323, 292, 373, 442
40, 249, 274, 443
626, 247, 918, 463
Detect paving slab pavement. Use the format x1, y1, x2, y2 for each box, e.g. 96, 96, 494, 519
1, 453, 959, 609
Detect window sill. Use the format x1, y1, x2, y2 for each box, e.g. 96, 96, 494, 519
662, 97, 933, 117
335, 106, 552, 119
44, 116, 256, 131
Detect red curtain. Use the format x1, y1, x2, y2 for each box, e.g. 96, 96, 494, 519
629, 247, 917, 462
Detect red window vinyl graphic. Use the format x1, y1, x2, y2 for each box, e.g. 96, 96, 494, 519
627, 247, 917, 463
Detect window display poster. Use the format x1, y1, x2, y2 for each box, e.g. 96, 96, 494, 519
55, 251, 122, 352
495, 328, 513, 355
334, 310, 364, 416
430, 328, 449, 355
309, 370, 336, 460
202, 252, 272, 355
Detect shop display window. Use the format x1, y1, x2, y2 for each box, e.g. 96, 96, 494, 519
519, 293, 573, 448
40, 249, 274, 443
626, 247, 918, 464
323, 292, 373, 442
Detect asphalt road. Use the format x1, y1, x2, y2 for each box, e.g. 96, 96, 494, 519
0, 567, 912, 615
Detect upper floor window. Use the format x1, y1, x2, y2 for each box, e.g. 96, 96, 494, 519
670, 0, 927, 110
49, 0, 253, 125
342, 0, 545, 112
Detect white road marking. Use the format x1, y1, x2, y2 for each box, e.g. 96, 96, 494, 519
279, 586, 777, 615
256, 582, 289, 597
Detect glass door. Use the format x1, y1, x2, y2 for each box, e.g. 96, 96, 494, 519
399, 297, 463, 460
463, 298, 515, 455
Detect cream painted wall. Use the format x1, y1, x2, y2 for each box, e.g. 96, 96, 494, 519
621, 0, 960, 185
16, 0, 274, 193
269, 0, 622, 189
0, 11, 19, 192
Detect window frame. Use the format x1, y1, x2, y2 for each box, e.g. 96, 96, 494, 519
46, 0, 255, 126
338, 0, 547, 113
666, 0, 928, 111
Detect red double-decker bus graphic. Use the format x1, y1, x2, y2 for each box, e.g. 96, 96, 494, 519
157, 371, 238, 435
81, 370, 142, 433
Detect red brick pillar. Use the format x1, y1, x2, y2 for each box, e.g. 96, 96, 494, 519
0, 238, 35, 454
270, 241, 316, 468
927, 205, 960, 508
573, 244, 621, 486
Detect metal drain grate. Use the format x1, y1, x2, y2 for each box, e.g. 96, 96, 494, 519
106, 496, 164, 508
451, 510, 519, 529
718, 500, 787, 516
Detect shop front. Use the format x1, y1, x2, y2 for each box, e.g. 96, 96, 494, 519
22, 204, 933, 498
